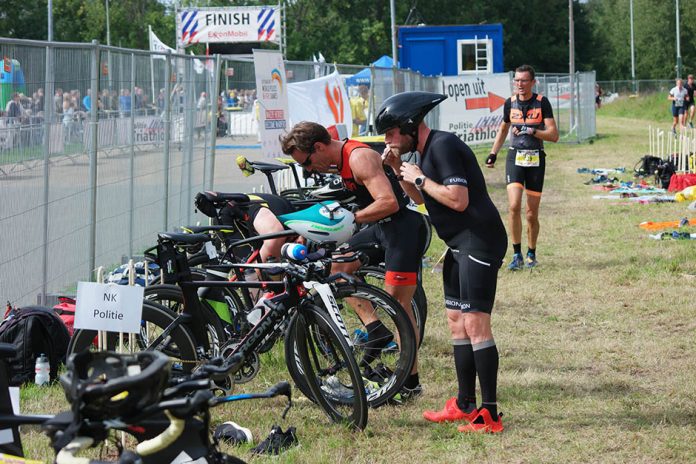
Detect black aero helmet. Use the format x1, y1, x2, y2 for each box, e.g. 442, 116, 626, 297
375, 91, 447, 136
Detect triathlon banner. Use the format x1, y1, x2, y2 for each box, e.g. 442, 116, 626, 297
438, 73, 511, 146
177, 6, 280, 46
253, 49, 289, 158
287, 70, 352, 137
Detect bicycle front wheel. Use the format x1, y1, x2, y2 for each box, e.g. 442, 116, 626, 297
285, 304, 368, 430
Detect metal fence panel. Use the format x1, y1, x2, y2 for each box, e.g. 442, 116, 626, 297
0, 36, 597, 306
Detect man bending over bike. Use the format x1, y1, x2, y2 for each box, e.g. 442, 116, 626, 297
281, 121, 427, 399
219, 192, 298, 263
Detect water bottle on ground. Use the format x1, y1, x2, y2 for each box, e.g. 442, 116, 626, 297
35, 353, 50, 386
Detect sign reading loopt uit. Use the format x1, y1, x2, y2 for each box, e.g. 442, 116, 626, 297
253, 49, 289, 158
74, 282, 144, 334
438, 73, 511, 146
178, 6, 280, 46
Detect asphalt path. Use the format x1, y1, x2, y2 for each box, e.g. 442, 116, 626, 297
0, 136, 279, 306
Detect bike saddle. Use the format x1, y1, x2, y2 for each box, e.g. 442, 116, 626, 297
158, 232, 212, 246
199, 191, 251, 204
248, 160, 289, 173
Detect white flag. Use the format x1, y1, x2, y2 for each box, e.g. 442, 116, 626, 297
288, 70, 353, 137
190, 51, 204, 74
149, 26, 175, 59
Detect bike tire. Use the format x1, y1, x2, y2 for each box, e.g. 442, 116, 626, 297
284, 304, 368, 430
143, 284, 230, 358
67, 301, 199, 376
355, 266, 427, 347
286, 282, 416, 409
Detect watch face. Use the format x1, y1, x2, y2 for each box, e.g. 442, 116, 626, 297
415, 176, 424, 187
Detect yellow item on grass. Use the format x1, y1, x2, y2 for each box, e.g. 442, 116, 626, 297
675, 185, 696, 202
0, 453, 43, 464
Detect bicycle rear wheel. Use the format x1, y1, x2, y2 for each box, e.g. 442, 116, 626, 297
67, 301, 199, 376
285, 304, 368, 430
143, 283, 232, 357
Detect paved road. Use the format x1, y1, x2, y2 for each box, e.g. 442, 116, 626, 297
0, 136, 281, 306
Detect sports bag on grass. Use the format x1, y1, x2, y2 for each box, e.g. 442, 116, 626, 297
0, 305, 70, 385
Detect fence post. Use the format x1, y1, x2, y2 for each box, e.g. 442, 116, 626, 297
575, 72, 582, 143
128, 53, 136, 258
88, 40, 100, 281
163, 51, 172, 231
208, 54, 221, 191
184, 61, 193, 226
40, 43, 55, 305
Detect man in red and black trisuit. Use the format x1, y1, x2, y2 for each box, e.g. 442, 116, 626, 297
280, 121, 427, 399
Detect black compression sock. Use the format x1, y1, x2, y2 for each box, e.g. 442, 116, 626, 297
473, 340, 499, 418
361, 320, 393, 365
527, 247, 536, 256
513, 243, 522, 255
453, 340, 477, 412
405, 373, 420, 389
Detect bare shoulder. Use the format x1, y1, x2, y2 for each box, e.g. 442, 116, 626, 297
349, 147, 382, 177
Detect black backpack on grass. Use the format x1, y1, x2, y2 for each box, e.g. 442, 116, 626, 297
0, 305, 70, 386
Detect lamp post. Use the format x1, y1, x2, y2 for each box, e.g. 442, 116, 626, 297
106, 0, 111, 46
569, 0, 575, 134
390, 0, 397, 66
47, 0, 53, 41
676, 0, 682, 78
630, 0, 636, 92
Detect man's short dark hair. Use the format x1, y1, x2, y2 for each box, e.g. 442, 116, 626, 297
515, 64, 536, 80
280, 121, 331, 155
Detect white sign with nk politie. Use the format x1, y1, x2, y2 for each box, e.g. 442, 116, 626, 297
74, 282, 144, 333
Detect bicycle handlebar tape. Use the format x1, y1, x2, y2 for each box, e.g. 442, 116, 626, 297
281, 243, 308, 261
236, 155, 255, 177
136, 411, 186, 456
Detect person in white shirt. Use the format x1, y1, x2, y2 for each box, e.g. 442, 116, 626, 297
668, 78, 689, 135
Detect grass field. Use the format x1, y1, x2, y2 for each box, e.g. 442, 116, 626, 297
15, 109, 696, 463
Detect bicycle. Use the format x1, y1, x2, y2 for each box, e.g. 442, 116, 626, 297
0, 343, 293, 463
190, 191, 428, 346
141, 227, 418, 408
68, 233, 369, 429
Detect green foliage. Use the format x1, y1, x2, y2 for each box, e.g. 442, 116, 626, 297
600, 92, 670, 121
586, 0, 696, 80
0, 0, 692, 81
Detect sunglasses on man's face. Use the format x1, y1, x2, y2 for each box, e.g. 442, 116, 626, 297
300, 145, 315, 167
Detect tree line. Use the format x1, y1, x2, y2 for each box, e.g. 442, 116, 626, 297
0, 0, 693, 80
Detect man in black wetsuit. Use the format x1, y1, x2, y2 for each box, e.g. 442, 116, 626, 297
376, 91, 507, 433
280, 121, 427, 399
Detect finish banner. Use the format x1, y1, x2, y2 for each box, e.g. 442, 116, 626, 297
253, 49, 290, 158
177, 6, 280, 46
438, 73, 511, 146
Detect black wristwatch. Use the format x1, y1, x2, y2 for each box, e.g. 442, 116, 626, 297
414, 175, 426, 190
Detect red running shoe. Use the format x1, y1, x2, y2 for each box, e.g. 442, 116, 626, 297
423, 397, 478, 423
457, 408, 504, 433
